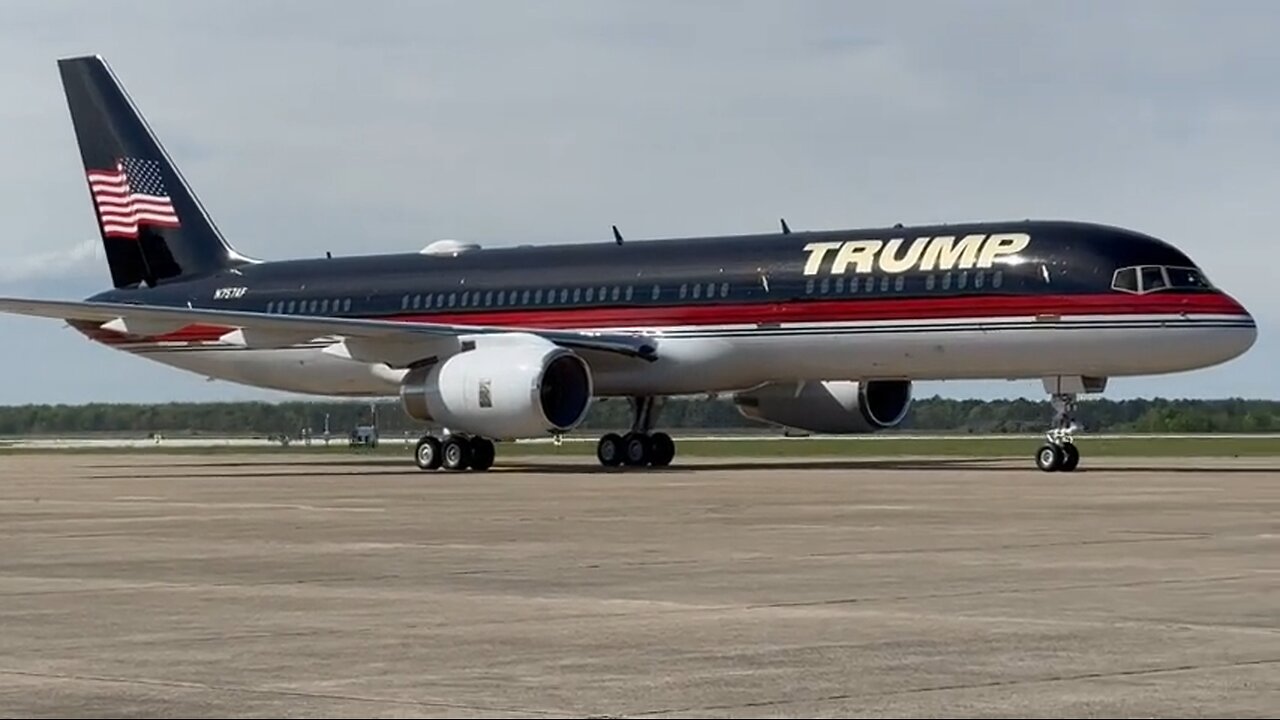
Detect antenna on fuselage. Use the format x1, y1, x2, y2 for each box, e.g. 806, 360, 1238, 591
780, 218, 791, 234
612, 225, 624, 245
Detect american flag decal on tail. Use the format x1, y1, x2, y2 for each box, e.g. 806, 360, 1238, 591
86, 157, 180, 239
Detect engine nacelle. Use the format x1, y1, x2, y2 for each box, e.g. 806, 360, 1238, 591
400, 336, 592, 439
733, 379, 912, 434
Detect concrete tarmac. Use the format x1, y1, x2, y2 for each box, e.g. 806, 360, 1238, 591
0, 453, 1277, 718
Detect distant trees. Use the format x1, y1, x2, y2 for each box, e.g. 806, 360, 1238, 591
0, 396, 1276, 437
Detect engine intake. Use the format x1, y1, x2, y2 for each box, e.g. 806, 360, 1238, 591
401, 336, 592, 439
734, 379, 912, 434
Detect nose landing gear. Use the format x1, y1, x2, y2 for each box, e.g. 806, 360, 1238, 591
1036, 392, 1081, 472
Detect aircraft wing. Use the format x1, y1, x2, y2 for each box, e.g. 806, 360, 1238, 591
0, 297, 659, 366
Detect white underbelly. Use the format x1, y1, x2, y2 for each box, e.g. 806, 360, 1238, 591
111, 313, 1255, 398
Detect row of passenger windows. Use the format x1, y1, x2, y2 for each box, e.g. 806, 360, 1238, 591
261, 272, 1012, 316
805, 270, 1004, 295
265, 298, 352, 315
395, 283, 735, 311
1111, 265, 1212, 295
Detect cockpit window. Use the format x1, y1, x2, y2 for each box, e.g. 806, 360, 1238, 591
1140, 266, 1168, 292
1166, 267, 1211, 289
1112, 265, 1214, 294
1112, 268, 1138, 293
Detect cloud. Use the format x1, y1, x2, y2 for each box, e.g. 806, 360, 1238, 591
0, 238, 101, 284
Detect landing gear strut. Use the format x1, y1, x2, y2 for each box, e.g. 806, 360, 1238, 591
415, 433, 495, 472
596, 396, 675, 468
1035, 392, 1081, 472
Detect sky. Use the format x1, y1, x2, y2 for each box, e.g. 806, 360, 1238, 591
0, 1, 1276, 404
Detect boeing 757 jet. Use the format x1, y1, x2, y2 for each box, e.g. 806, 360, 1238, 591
0, 56, 1258, 472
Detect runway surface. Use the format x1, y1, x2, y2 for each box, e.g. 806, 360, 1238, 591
1, 453, 1277, 718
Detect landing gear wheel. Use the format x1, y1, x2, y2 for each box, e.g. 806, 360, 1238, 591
442, 436, 471, 471
469, 437, 495, 471
1060, 442, 1080, 472
649, 432, 675, 467
597, 433, 624, 467
414, 435, 442, 471
1036, 444, 1064, 472
622, 433, 650, 466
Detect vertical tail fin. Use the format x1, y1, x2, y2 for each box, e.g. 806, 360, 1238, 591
58, 55, 251, 289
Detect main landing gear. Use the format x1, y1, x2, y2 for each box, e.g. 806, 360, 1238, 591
415, 433, 495, 472
596, 396, 676, 468
1035, 392, 1081, 473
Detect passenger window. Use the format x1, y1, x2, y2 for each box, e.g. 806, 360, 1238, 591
625, 286, 634, 302
926, 274, 936, 291
974, 272, 984, 290
834, 277, 845, 293
1112, 268, 1138, 293
942, 273, 952, 290
820, 278, 830, 294
343, 298, 352, 312
287, 300, 296, 313
585, 287, 595, 302
992, 270, 1004, 289
894, 275, 904, 292
720, 282, 729, 298
805, 279, 814, 295
611, 286, 620, 301
693, 283, 702, 299
460, 291, 470, 307
322, 299, 330, 313
879, 276, 889, 293
679, 284, 688, 299
424, 293, 433, 308
448, 293, 457, 308
573, 288, 582, 303
535, 289, 544, 304
957, 271, 969, 290
651, 285, 660, 301
560, 289, 568, 303
1140, 266, 1168, 292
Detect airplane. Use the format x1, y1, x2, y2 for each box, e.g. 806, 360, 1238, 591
0, 55, 1258, 473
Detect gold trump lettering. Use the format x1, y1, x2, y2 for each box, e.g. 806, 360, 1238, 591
803, 233, 1029, 275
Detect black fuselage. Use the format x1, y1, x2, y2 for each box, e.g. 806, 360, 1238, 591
88, 220, 1216, 325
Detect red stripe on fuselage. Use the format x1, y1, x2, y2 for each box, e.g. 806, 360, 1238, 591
85, 292, 1248, 345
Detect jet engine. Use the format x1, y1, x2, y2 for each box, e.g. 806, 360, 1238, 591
733, 379, 912, 434
400, 336, 593, 439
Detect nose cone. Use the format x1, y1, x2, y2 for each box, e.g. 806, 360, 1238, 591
1217, 291, 1258, 362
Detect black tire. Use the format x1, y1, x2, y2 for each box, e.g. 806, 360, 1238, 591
442, 436, 471, 471
414, 435, 442, 471
1060, 442, 1080, 472
649, 432, 675, 467
469, 437, 496, 472
1035, 443, 1063, 472
622, 433, 650, 466
597, 433, 624, 467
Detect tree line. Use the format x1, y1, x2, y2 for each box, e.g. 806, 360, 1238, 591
0, 396, 1276, 436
